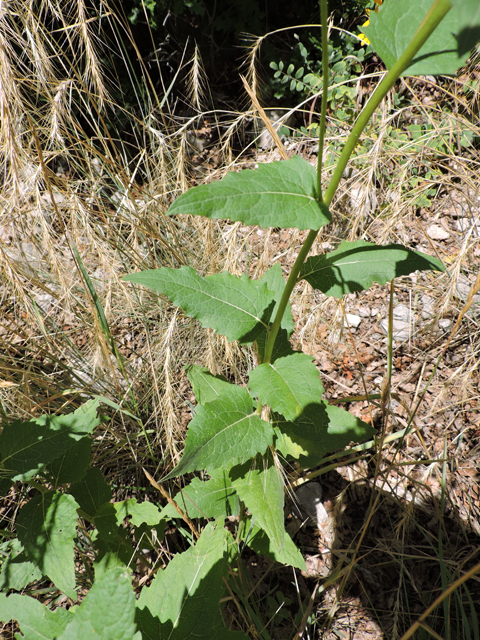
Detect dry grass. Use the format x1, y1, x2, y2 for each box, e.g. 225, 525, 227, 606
1, 3, 479, 638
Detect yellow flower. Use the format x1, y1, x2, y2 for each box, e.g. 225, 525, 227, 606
358, 18, 370, 46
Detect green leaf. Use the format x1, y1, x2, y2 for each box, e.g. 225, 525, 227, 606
245, 518, 305, 570
93, 502, 119, 547
274, 402, 376, 466
70, 467, 112, 518
163, 386, 273, 480
136, 522, 247, 640
0, 539, 42, 592
299, 240, 444, 298
93, 527, 132, 578
230, 451, 285, 554
186, 365, 234, 405
0, 399, 102, 483
249, 353, 324, 421
167, 156, 331, 231
363, 0, 480, 76
46, 437, 92, 488
160, 470, 240, 520
0, 592, 72, 640
115, 498, 163, 528
58, 567, 137, 640
16, 491, 79, 599
123, 267, 275, 344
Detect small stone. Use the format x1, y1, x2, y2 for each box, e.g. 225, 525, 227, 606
34, 293, 55, 313
393, 304, 411, 322
455, 217, 480, 233
41, 191, 66, 205
357, 306, 371, 318
380, 318, 411, 342
438, 318, 452, 330
344, 313, 361, 329
427, 223, 450, 240
421, 294, 435, 319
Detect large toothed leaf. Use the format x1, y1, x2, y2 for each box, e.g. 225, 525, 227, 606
160, 470, 240, 520
248, 353, 324, 421
0, 592, 73, 640
299, 240, 444, 298
0, 399, 102, 484
230, 451, 285, 554
123, 267, 275, 344
0, 539, 43, 592
168, 156, 331, 231
163, 386, 273, 480
136, 523, 247, 640
363, 0, 480, 76
245, 518, 305, 570
16, 491, 79, 599
70, 467, 112, 518
115, 499, 163, 528
58, 568, 137, 640
186, 365, 235, 405
274, 402, 376, 466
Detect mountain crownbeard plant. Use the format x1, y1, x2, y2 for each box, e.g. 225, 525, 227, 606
1, 0, 479, 638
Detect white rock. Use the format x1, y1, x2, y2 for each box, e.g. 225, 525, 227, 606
357, 306, 371, 318
427, 223, 450, 240
344, 313, 361, 329
421, 294, 435, 319
438, 318, 452, 330
380, 318, 411, 342
455, 217, 480, 233
41, 191, 66, 205
393, 304, 411, 322
34, 293, 55, 313
456, 276, 480, 303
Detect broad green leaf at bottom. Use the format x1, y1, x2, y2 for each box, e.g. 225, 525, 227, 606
58, 567, 137, 640
16, 491, 79, 599
0, 592, 72, 640
136, 522, 247, 640
230, 451, 285, 554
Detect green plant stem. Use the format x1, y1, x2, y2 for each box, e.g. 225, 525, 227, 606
323, 0, 452, 208
316, 0, 329, 200
262, 0, 452, 364
263, 229, 317, 363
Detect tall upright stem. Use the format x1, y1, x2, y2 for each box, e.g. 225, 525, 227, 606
316, 0, 330, 201
262, 0, 452, 365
